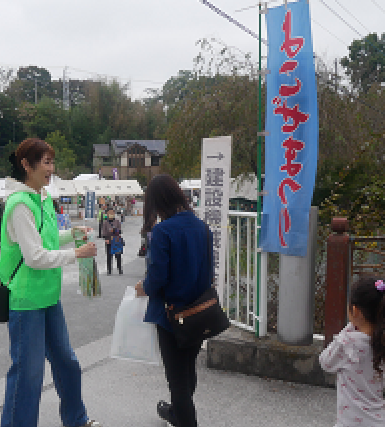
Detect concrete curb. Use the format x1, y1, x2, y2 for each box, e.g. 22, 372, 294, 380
207, 326, 336, 388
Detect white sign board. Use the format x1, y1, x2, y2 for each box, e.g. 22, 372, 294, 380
200, 136, 232, 304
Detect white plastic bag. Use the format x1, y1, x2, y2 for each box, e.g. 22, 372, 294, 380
110, 286, 162, 365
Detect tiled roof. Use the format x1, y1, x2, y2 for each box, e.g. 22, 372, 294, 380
93, 144, 110, 157
111, 140, 167, 156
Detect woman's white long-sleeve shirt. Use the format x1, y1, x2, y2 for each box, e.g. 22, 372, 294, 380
4, 179, 76, 269
319, 322, 384, 427
7, 204, 76, 269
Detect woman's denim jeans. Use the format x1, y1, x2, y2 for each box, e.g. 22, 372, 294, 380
1, 301, 88, 427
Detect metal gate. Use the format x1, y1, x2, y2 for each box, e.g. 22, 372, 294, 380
223, 211, 267, 337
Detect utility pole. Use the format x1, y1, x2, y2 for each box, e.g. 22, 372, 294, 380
335, 58, 338, 93
63, 66, 70, 110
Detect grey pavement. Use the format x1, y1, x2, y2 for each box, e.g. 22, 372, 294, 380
0, 215, 337, 427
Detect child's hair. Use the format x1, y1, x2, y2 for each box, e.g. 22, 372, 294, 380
349, 276, 385, 374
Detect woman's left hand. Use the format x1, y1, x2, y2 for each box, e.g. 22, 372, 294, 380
135, 280, 147, 297
72, 226, 93, 240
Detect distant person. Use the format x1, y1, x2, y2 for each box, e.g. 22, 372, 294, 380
0, 138, 101, 427
141, 213, 157, 272
135, 174, 213, 427
319, 276, 385, 427
110, 228, 125, 274
52, 199, 60, 214
119, 204, 125, 223
131, 197, 136, 215
103, 207, 122, 275
98, 204, 106, 238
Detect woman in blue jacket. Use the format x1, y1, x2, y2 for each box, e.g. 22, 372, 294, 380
135, 174, 213, 427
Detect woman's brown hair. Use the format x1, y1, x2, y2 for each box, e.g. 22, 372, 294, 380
143, 174, 192, 233
10, 138, 55, 182
349, 276, 385, 374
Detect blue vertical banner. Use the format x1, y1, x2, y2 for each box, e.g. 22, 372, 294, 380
260, 0, 318, 256
85, 191, 95, 219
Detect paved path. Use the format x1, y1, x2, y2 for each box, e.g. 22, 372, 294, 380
0, 216, 143, 376
0, 215, 337, 426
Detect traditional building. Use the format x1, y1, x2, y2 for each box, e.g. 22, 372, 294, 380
93, 140, 166, 182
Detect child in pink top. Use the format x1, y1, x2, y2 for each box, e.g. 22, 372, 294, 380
320, 277, 385, 426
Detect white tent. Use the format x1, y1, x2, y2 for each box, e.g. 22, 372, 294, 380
73, 180, 143, 197
73, 174, 103, 181
179, 176, 261, 201
110, 180, 143, 196
180, 179, 201, 190
45, 176, 77, 198
229, 176, 260, 201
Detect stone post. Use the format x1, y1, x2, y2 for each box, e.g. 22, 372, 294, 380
324, 217, 349, 347
277, 206, 318, 346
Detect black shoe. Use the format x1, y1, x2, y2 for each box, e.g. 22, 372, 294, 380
119, 270, 123, 275
157, 401, 177, 427
107, 271, 111, 275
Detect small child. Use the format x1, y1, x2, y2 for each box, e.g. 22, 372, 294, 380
319, 277, 385, 426
110, 228, 125, 275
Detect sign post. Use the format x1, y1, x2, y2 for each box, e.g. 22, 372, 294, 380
200, 136, 232, 305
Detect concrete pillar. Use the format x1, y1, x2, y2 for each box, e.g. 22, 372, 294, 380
277, 206, 318, 346
324, 217, 349, 347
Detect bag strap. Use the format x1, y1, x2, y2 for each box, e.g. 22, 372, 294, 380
6, 203, 44, 285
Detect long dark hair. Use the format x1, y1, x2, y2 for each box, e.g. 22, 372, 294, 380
349, 276, 385, 374
143, 174, 192, 233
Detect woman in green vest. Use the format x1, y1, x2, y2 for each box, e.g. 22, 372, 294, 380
0, 138, 101, 427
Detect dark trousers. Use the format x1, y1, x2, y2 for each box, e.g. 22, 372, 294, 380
106, 244, 122, 273
98, 221, 103, 238
157, 325, 202, 427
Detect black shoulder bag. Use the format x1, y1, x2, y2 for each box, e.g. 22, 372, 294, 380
165, 225, 230, 348
0, 204, 44, 323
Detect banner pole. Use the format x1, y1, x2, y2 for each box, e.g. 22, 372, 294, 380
256, 2, 263, 338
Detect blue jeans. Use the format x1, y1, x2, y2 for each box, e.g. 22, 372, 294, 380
1, 301, 88, 427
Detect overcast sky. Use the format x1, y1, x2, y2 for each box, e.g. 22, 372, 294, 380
1, 0, 383, 99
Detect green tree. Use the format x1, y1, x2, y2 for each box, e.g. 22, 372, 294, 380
6, 66, 53, 104
341, 33, 385, 93
0, 93, 25, 148
131, 171, 147, 188
161, 39, 262, 180
70, 103, 100, 168
0, 140, 17, 177
18, 97, 69, 140
45, 131, 76, 179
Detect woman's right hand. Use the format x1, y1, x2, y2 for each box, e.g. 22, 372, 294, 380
75, 242, 97, 258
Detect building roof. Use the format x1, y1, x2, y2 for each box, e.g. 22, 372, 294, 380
111, 140, 167, 156
93, 144, 110, 157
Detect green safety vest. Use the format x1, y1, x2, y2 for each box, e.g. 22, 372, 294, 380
0, 192, 61, 310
